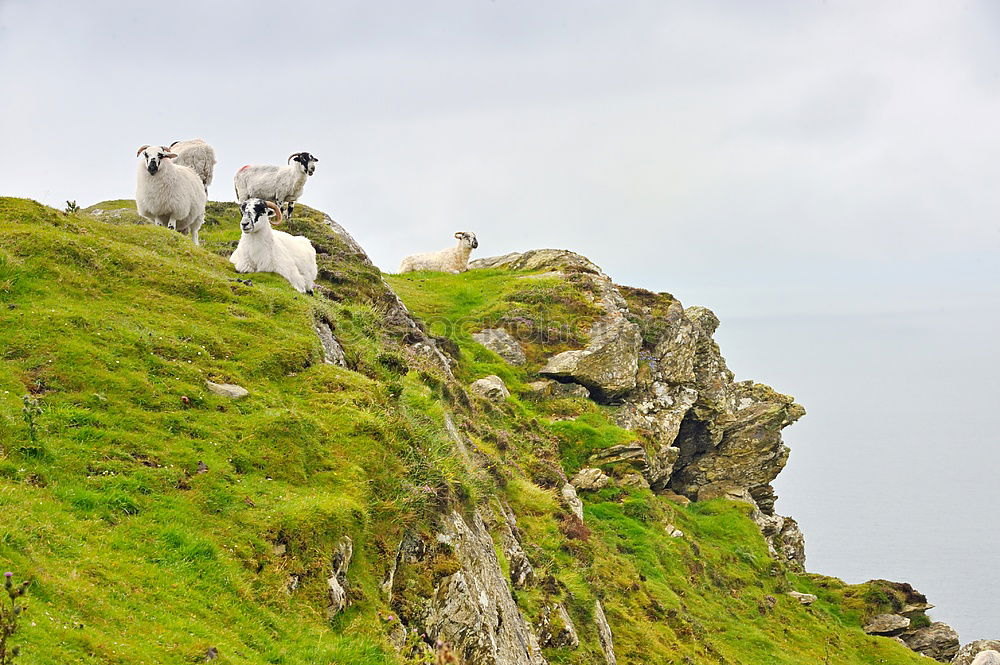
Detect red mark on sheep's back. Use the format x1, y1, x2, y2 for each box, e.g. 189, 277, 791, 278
239, 165, 250, 171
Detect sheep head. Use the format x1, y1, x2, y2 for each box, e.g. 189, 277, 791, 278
137, 145, 177, 175
288, 152, 319, 176
455, 231, 479, 249
239, 198, 283, 234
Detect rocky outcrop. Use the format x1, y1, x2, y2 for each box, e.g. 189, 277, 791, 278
538, 603, 579, 649
954, 642, 1000, 665
498, 502, 535, 590
315, 319, 348, 367
899, 622, 960, 662
570, 467, 610, 491
594, 599, 617, 665
540, 316, 641, 400
560, 483, 584, 520
863, 614, 910, 636
787, 591, 816, 605
326, 536, 353, 617
469, 375, 510, 402
473, 328, 526, 365
525, 379, 591, 400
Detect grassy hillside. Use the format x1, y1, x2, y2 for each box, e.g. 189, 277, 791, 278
0, 198, 928, 664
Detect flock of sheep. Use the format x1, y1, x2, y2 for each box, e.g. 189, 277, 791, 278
134, 138, 479, 294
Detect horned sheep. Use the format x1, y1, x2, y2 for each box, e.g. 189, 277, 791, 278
168, 138, 216, 193
233, 152, 318, 221
230, 198, 318, 294
135, 145, 207, 245
398, 232, 479, 274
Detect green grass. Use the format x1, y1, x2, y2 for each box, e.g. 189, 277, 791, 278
0, 197, 929, 665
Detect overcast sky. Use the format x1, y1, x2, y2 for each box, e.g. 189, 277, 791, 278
2, 0, 998, 642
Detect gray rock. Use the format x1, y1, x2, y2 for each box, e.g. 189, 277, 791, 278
588, 443, 648, 470
618, 473, 650, 489
469, 375, 510, 402
570, 468, 610, 491
498, 502, 534, 590
970, 652, 1000, 665
540, 316, 641, 400
863, 614, 910, 636
954, 642, 1000, 665
594, 599, 617, 665
561, 483, 584, 520
472, 328, 526, 365
538, 603, 579, 649
787, 591, 817, 606
326, 536, 353, 617
424, 511, 547, 665
315, 321, 347, 367
524, 379, 590, 400
899, 622, 959, 662
205, 380, 248, 399
664, 524, 683, 538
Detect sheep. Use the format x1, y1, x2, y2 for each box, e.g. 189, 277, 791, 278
233, 152, 319, 221
168, 138, 216, 193
135, 144, 207, 245
398, 232, 479, 274
230, 198, 317, 294
973, 651, 1000, 665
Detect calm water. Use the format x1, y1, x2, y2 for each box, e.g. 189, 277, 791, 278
716, 307, 1000, 642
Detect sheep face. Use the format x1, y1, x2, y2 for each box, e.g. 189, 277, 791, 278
239, 199, 282, 234
137, 145, 177, 176
455, 231, 479, 249
288, 152, 319, 176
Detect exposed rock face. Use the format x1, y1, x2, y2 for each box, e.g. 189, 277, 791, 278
954, 642, 1000, 665
315, 320, 348, 367
473, 328, 526, 365
422, 511, 546, 665
540, 316, 641, 400
326, 536, 353, 617
560, 483, 584, 520
538, 603, 579, 649
863, 614, 910, 636
469, 375, 510, 402
899, 622, 960, 662
498, 502, 535, 590
594, 599, 617, 665
571, 467, 610, 491
526, 379, 591, 400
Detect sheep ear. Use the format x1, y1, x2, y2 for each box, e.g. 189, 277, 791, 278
454, 232, 464, 239
163, 152, 178, 159
136, 145, 150, 157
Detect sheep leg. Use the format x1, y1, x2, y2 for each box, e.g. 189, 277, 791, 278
286, 201, 295, 220
191, 225, 200, 246
167, 218, 178, 231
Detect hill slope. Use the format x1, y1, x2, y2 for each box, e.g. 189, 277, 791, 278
0, 198, 931, 664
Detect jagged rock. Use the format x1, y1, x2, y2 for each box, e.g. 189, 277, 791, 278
540, 316, 641, 400
469, 375, 510, 402
423, 511, 547, 665
570, 467, 610, 491
381, 531, 426, 601
472, 328, 526, 365
315, 320, 347, 367
205, 380, 248, 399
863, 614, 910, 636
326, 536, 353, 618
497, 501, 534, 590
899, 622, 960, 662
561, 483, 584, 520
618, 473, 650, 489
787, 591, 817, 605
954, 642, 1000, 665
525, 379, 590, 399
538, 603, 580, 649
588, 443, 648, 470
664, 524, 683, 538
594, 599, 617, 665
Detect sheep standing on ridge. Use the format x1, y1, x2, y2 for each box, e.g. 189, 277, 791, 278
169, 138, 216, 193
233, 152, 318, 221
398, 232, 479, 274
135, 145, 207, 245
230, 198, 317, 294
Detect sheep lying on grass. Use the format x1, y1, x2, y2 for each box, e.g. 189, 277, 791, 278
169, 138, 216, 193
230, 198, 317, 294
135, 145, 207, 245
234, 152, 318, 221
398, 232, 478, 274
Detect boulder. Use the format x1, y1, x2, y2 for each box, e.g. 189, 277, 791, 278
561, 483, 584, 520
954, 642, 1000, 665
571, 468, 610, 491
588, 443, 648, 470
863, 614, 910, 636
472, 328, 526, 366
664, 524, 683, 538
205, 380, 249, 399
787, 591, 817, 605
540, 316, 641, 400
899, 622, 960, 662
525, 379, 590, 400
469, 375, 510, 402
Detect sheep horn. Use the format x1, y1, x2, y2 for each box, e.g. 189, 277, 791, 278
287, 153, 300, 165
264, 201, 283, 225
136, 145, 150, 157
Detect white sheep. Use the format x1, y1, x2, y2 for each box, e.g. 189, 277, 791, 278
973, 651, 1000, 665
169, 138, 216, 193
398, 232, 479, 274
230, 198, 317, 294
233, 152, 318, 221
135, 145, 207, 245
